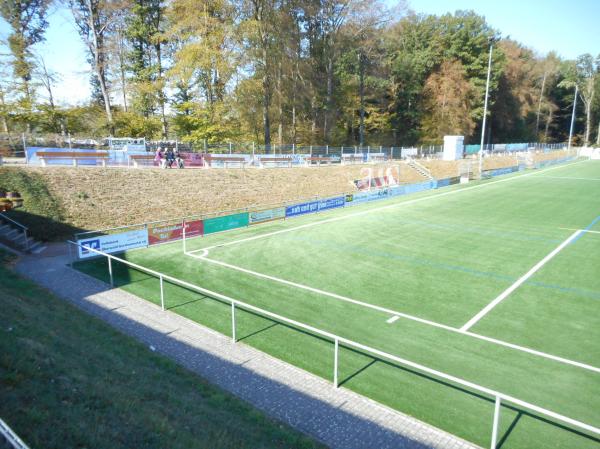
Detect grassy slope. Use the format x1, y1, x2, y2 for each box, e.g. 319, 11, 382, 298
0, 251, 324, 449
76, 160, 600, 449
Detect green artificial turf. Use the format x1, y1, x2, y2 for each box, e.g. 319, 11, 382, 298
0, 251, 324, 449
76, 160, 600, 449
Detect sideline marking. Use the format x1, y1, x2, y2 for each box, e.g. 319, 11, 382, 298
542, 176, 600, 181
387, 316, 400, 324
460, 230, 582, 332
559, 228, 600, 235
186, 159, 589, 254
185, 250, 600, 374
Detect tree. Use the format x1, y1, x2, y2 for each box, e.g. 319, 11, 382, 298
420, 60, 476, 142
0, 0, 49, 131
69, 0, 123, 133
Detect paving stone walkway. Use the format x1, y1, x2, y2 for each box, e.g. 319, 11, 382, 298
16, 245, 479, 449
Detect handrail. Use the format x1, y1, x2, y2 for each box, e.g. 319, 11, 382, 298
0, 212, 28, 231
68, 239, 600, 443
0, 418, 30, 449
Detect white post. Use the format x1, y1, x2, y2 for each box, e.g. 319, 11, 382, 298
231, 302, 236, 342
229, 142, 232, 154
22, 133, 27, 163
326, 145, 329, 155
333, 338, 339, 388
490, 396, 501, 449
479, 40, 494, 179
292, 143, 295, 155
568, 84, 578, 150
159, 275, 165, 311
68, 132, 72, 149
391, 147, 394, 160
182, 219, 187, 254
107, 256, 113, 287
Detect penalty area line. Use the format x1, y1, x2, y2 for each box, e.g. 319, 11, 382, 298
559, 228, 600, 235
460, 229, 583, 332
184, 250, 600, 374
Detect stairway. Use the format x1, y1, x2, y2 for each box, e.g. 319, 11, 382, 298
406, 158, 434, 180
0, 215, 46, 254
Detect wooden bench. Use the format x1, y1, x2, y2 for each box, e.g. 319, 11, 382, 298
37, 151, 110, 167
306, 156, 334, 166
129, 153, 156, 168
205, 155, 247, 168
259, 157, 292, 168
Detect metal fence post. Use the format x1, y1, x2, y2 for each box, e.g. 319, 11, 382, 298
326, 145, 329, 155
68, 242, 73, 267
231, 302, 236, 342
23, 229, 29, 251
333, 337, 339, 388
182, 219, 187, 253
159, 274, 165, 311
107, 256, 113, 287
490, 396, 501, 449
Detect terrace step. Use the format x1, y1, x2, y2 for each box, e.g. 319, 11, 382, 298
0, 215, 46, 254
406, 158, 434, 180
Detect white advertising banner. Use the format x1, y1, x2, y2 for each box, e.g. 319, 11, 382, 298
78, 229, 149, 259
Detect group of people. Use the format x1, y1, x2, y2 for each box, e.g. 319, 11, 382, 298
154, 147, 184, 169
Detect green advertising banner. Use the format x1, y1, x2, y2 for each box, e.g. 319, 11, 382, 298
203, 212, 249, 235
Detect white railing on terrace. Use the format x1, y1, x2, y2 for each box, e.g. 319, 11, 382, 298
0, 418, 30, 449
67, 240, 600, 449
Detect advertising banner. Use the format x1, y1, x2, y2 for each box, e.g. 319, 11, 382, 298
388, 185, 406, 197
368, 189, 389, 201
345, 191, 369, 206
148, 219, 203, 245
318, 196, 345, 211
78, 229, 148, 259
249, 207, 286, 224
204, 212, 249, 235
286, 201, 319, 217
404, 181, 435, 195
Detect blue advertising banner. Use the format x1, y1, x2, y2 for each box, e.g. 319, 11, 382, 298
345, 191, 369, 206
404, 181, 435, 195
286, 201, 319, 217
78, 229, 148, 259
318, 196, 345, 211
388, 185, 406, 197
368, 189, 389, 201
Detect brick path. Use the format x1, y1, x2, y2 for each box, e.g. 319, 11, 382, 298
16, 246, 479, 449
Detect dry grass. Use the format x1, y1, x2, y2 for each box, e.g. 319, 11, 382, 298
23, 163, 423, 231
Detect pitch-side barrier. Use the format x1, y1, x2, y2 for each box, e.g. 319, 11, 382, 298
67, 240, 600, 449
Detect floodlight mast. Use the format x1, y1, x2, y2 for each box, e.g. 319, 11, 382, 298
478, 38, 494, 179
568, 84, 578, 150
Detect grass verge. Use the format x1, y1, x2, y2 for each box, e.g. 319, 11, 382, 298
0, 250, 324, 449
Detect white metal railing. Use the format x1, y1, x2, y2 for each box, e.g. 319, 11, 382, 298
67, 240, 600, 449
0, 212, 29, 251
0, 418, 30, 449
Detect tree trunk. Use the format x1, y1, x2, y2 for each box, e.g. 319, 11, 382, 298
358, 53, 365, 147
118, 30, 128, 112
277, 60, 283, 146
155, 42, 168, 139
324, 54, 333, 143
291, 62, 297, 145
597, 119, 600, 146
544, 109, 553, 142
86, 0, 113, 133
535, 72, 547, 136
262, 45, 271, 152
0, 87, 9, 134
584, 92, 594, 146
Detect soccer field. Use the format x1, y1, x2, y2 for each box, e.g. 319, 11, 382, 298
76, 160, 600, 449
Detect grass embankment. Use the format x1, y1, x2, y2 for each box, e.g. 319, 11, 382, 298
0, 251, 323, 449
0, 167, 76, 240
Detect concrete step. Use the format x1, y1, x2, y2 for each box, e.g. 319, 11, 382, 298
29, 241, 47, 254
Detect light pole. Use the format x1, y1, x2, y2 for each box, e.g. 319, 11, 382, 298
568, 84, 578, 149
478, 38, 494, 179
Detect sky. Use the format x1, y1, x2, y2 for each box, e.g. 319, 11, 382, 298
0, 0, 598, 105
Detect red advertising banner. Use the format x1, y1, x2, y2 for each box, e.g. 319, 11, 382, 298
148, 219, 203, 245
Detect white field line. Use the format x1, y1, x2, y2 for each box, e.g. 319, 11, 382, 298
186, 159, 590, 254
559, 227, 600, 234
185, 250, 600, 374
542, 176, 600, 181
386, 316, 400, 324
460, 230, 583, 332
